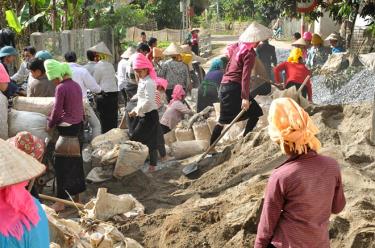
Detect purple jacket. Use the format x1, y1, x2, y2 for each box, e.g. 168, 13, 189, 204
48, 79, 83, 128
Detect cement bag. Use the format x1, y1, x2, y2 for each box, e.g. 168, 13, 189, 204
219, 121, 246, 144
113, 141, 148, 178
12, 96, 54, 116
171, 140, 209, 159
0, 93, 8, 140
8, 109, 50, 141
91, 128, 129, 149
101, 144, 120, 165
359, 53, 375, 70
213, 102, 220, 121
207, 117, 217, 134
320, 52, 349, 73
85, 188, 144, 221
192, 122, 211, 141
175, 127, 195, 142
164, 129, 176, 146
86, 167, 113, 183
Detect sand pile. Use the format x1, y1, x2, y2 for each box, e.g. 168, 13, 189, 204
89, 102, 370, 247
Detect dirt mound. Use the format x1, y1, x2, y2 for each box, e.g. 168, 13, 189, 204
88, 103, 375, 248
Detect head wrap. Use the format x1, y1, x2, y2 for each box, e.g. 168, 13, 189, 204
132, 53, 157, 80
0, 182, 40, 240
209, 58, 224, 72
303, 32, 312, 41
155, 78, 168, 91
0, 46, 18, 58
287, 48, 303, 63
0, 63, 10, 84
170, 85, 186, 104
268, 97, 321, 155
44, 59, 72, 80
8, 131, 45, 161
181, 53, 193, 65
311, 34, 323, 46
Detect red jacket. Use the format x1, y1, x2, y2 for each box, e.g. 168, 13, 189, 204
274, 61, 312, 101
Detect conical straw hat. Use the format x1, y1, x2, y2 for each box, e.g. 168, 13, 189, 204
239, 22, 273, 43
292, 38, 308, 46
121, 47, 136, 59
0, 138, 46, 188
88, 42, 112, 56
163, 42, 183, 56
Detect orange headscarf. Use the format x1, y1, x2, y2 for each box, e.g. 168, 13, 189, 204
268, 97, 321, 155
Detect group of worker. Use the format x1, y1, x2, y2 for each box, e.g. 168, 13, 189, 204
0, 21, 346, 247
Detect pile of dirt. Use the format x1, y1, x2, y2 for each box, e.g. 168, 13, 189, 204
87, 103, 375, 248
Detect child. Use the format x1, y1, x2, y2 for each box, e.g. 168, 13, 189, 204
27, 58, 56, 97
129, 53, 160, 172
160, 85, 192, 134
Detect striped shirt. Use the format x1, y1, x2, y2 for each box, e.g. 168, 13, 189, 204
255, 151, 346, 248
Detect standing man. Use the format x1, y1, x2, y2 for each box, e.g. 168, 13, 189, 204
64, 51, 102, 138
209, 22, 272, 148
89, 42, 119, 134
118, 47, 136, 104
139, 32, 147, 45
256, 40, 277, 81
11, 46, 36, 85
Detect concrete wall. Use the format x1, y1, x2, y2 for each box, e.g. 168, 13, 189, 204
314, 11, 341, 39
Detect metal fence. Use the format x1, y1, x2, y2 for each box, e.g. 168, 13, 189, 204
30, 28, 115, 63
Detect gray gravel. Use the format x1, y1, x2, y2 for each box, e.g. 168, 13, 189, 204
275, 48, 375, 105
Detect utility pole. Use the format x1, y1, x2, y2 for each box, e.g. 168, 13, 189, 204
180, 0, 190, 43
217, 0, 220, 20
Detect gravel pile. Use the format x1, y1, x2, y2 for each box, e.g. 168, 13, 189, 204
275, 48, 375, 105
313, 68, 375, 105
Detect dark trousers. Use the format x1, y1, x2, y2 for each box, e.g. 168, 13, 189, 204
96, 92, 119, 134
192, 44, 199, 55
160, 124, 171, 135
166, 89, 173, 103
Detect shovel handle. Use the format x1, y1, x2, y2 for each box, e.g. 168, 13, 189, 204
297, 75, 311, 94
197, 109, 247, 162
39, 194, 85, 209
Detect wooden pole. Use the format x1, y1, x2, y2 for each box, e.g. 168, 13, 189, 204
39, 194, 85, 209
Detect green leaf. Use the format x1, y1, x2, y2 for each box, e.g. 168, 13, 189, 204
19, 2, 31, 24
23, 11, 46, 28
5, 10, 22, 33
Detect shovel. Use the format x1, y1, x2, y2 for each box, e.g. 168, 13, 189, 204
182, 108, 247, 176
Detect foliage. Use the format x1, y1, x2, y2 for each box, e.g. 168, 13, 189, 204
158, 41, 171, 49
143, 0, 182, 29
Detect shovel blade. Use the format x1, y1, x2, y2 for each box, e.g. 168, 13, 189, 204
182, 162, 199, 176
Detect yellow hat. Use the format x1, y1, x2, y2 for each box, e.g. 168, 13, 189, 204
181, 53, 193, 65
311, 34, 323, 46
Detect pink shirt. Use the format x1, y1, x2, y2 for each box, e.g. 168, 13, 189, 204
255, 151, 346, 248
160, 100, 191, 130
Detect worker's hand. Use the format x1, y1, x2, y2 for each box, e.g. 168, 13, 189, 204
241, 99, 251, 111
128, 111, 137, 117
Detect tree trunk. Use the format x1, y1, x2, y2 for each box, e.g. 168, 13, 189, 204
346, 3, 359, 49
51, 0, 57, 31
63, 0, 69, 30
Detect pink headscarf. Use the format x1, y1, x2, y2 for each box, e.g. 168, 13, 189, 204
132, 52, 157, 80
0, 182, 40, 240
303, 32, 312, 41
155, 78, 168, 91
0, 63, 10, 84
170, 84, 186, 105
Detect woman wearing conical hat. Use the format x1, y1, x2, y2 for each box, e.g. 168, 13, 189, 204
159, 42, 190, 102
88, 42, 119, 134
209, 22, 272, 147
0, 138, 49, 247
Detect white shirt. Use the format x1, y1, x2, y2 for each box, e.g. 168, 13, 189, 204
117, 58, 129, 91
84, 61, 96, 76
69, 63, 101, 98
133, 76, 157, 117
11, 61, 29, 84
93, 61, 118, 93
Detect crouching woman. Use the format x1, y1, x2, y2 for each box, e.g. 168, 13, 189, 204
128, 53, 159, 172
44, 59, 86, 212
255, 98, 346, 248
